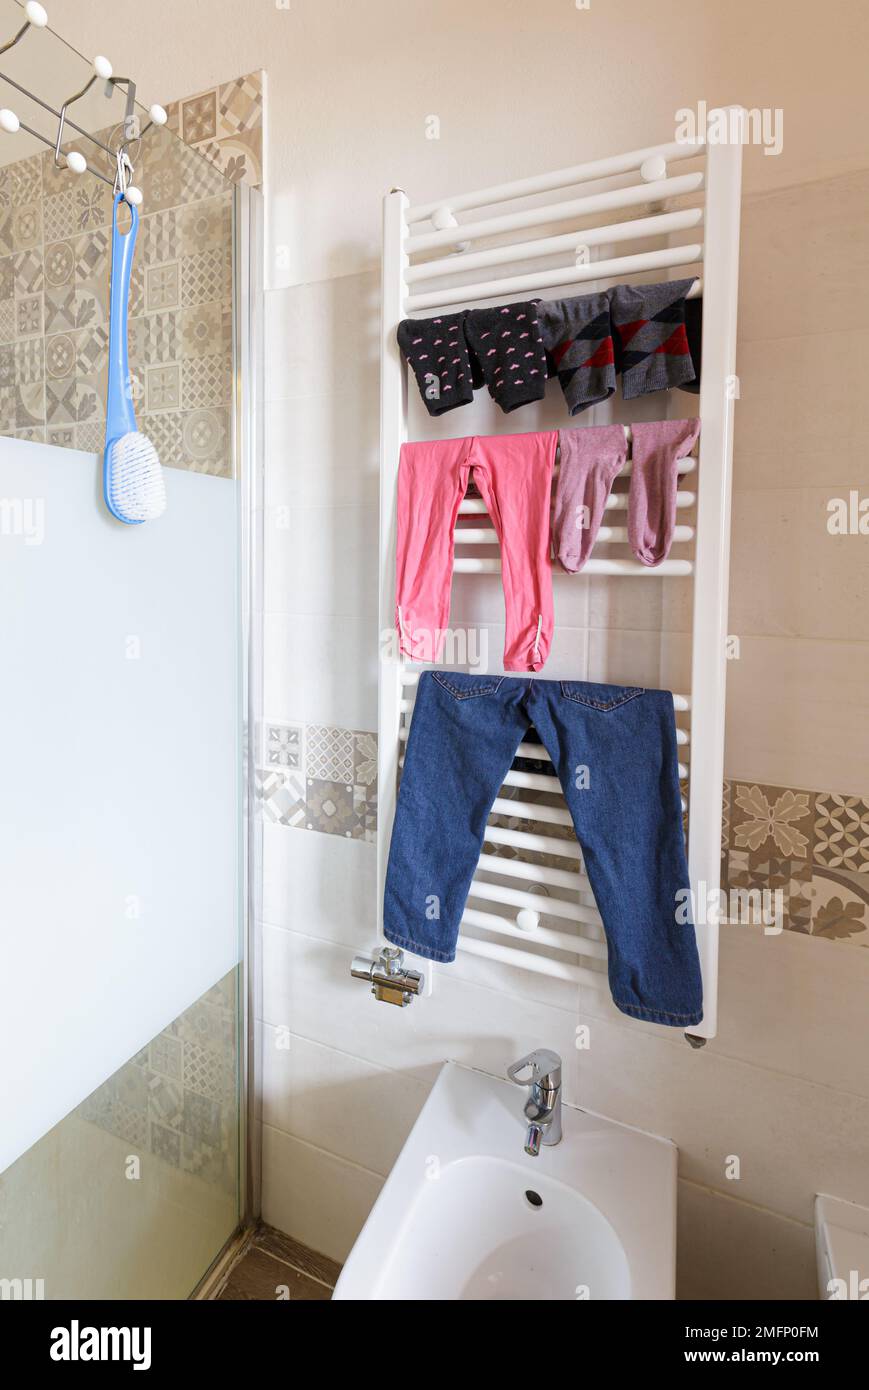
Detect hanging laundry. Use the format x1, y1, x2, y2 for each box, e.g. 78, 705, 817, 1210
383, 671, 703, 1029
536, 291, 616, 414
610, 277, 697, 398
396, 311, 483, 416
552, 424, 628, 572
395, 431, 557, 671
464, 302, 548, 412
628, 418, 701, 566
679, 295, 702, 394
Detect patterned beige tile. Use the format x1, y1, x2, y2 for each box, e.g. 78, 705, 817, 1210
43, 284, 77, 336
0, 255, 14, 301
181, 353, 230, 409
14, 380, 43, 428
15, 294, 42, 338
258, 768, 307, 828
0, 209, 13, 255
181, 247, 231, 307
138, 208, 178, 265
44, 332, 76, 380
180, 302, 231, 358
179, 406, 230, 474
813, 793, 869, 872
179, 195, 231, 252
263, 722, 305, 772
182, 92, 218, 145
13, 249, 43, 296
10, 201, 42, 252
146, 362, 181, 412
43, 239, 74, 290
146, 261, 180, 311
13, 339, 44, 384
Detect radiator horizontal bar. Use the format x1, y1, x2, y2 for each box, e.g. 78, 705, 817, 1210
468, 875, 602, 925
405, 207, 705, 284
405, 173, 705, 254
456, 932, 602, 985
490, 796, 574, 827
406, 137, 705, 222
453, 556, 695, 576
457, 489, 696, 516
405, 249, 703, 313
477, 850, 589, 894
462, 906, 608, 960
455, 524, 695, 545
483, 821, 581, 857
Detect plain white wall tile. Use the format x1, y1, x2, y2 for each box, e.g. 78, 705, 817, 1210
264, 273, 379, 404
713, 927, 869, 1099
571, 1011, 869, 1225
264, 390, 379, 511
724, 635, 869, 792
729, 488, 869, 642
261, 1124, 382, 1263
576, 922, 869, 1102
264, 612, 377, 730
262, 824, 378, 944
262, 1029, 430, 1176
264, 501, 379, 619
734, 331, 868, 489
738, 170, 869, 343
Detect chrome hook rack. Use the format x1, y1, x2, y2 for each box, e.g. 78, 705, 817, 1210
0, 3, 167, 206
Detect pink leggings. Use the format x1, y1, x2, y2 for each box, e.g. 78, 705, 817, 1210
396, 431, 557, 671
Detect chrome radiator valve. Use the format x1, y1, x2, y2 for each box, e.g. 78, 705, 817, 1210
350, 945, 425, 1007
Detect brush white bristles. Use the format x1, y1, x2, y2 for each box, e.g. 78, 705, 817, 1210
107, 431, 167, 523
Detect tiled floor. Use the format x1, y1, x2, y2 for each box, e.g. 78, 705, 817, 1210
217, 1224, 341, 1301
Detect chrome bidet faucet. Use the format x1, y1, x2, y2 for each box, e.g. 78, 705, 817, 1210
507, 1049, 563, 1156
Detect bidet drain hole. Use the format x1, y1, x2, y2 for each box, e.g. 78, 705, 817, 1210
525, 1190, 543, 1209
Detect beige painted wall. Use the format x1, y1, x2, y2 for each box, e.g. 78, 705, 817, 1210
46, 0, 869, 285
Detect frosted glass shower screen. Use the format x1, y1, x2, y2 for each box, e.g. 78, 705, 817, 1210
0, 439, 242, 1174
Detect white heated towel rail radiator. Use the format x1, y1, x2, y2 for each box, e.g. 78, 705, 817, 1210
376, 113, 743, 1040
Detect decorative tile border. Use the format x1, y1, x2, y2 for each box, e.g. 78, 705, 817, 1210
722, 781, 869, 945
260, 720, 869, 949
258, 721, 377, 843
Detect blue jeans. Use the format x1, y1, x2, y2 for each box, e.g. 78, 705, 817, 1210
383, 672, 702, 1028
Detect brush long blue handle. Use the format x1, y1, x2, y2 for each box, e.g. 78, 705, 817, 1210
104, 192, 140, 521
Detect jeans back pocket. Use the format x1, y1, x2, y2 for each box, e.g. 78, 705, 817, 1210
430, 671, 505, 700
560, 680, 644, 711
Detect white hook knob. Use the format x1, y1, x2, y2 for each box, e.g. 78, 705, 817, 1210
25, 2, 48, 26
125, 185, 143, 206
640, 155, 668, 183
65, 150, 87, 174
516, 908, 540, 933
148, 104, 168, 127
431, 206, 458, 231
0, 108, 20, 134
94, 55, 113, 80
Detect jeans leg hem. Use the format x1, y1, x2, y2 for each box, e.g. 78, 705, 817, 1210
383, 928, 455, 964
612, 998, 703, 1027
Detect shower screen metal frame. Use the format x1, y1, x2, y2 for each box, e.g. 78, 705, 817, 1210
235, 181, 265, 1233
175, 178, 264, 1302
